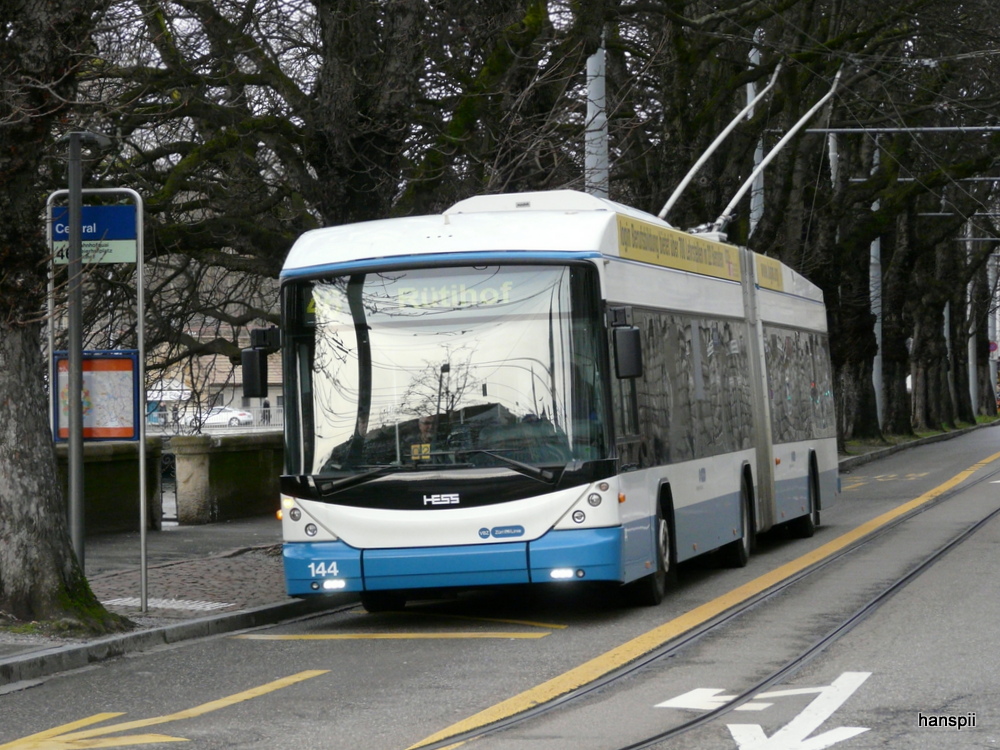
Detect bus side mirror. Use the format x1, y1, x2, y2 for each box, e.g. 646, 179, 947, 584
242, 348, 269, 398
613, 326, 643, 379
242, 326, 280, 398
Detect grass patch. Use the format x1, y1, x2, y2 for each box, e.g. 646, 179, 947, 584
0, 608, 134, 640
843, 416, 998, 456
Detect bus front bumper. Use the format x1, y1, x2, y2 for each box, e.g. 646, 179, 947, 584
282, 527, 624, 596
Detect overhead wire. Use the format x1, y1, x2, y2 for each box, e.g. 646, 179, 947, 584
731, 0, 1000, 226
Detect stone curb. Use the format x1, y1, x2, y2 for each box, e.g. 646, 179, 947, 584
0, 594, 352, 689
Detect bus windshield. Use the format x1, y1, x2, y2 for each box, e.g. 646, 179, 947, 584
285, 264, 610, 478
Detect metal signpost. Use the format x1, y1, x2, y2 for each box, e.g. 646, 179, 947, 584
47, 182, 149, 612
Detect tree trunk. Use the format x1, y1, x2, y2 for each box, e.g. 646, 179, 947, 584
881, 356, 913, 436
835, 358, 882, 445
0, 323, 121, 629
968, 266, 996, 418
827, 233, 882, 443
879, 215, 914, 436
910, 311, 946, 433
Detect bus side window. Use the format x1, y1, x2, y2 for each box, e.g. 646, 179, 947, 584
615, 377, 640, 438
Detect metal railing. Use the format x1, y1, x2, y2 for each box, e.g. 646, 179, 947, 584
147, 405, 283, 435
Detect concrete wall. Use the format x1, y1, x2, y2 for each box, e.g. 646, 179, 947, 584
55, 439, 163, 534
170, 432, 283, 524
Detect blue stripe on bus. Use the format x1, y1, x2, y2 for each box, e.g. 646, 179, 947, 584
280, 251, 603, 279
528, 527, 624, 582
282, 527, 626, 595
363, 543, 530, 590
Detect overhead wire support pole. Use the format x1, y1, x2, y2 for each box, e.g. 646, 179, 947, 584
659, 63, 782, 221
712, 68, 843, 235
747, 30, 766, 237
585, 37, 609, 199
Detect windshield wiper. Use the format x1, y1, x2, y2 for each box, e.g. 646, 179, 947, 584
309, 465, 406, 496
455, 450, 559, 484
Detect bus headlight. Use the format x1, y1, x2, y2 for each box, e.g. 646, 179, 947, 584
304, 523, 318, 537
572, 510, 586, 524
587, 493, 602, 507
550, 568, 585, 579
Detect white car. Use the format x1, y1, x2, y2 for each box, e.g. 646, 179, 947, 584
189, 406, 254, 428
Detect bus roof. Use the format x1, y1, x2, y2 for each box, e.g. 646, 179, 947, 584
281, 190, 822, 303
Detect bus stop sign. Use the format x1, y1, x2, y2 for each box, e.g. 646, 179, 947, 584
51, 204, 137, 264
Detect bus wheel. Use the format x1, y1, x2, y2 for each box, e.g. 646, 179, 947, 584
625, 502, 673, 606
722, 478, 752, 568
789, 468, 820, 538
360, 591, 406, 613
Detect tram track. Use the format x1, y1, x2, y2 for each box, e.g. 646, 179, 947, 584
411, 456, 1000, 750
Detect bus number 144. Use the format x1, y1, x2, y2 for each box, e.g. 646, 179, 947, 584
308, 562, 340, 577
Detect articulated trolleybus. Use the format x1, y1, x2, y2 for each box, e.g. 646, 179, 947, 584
254, 190, 838, 612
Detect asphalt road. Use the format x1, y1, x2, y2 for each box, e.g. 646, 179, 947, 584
1, 427, 998, 750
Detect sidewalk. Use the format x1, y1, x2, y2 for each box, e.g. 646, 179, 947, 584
1, 421, 995, 689
85, 514, 287, 618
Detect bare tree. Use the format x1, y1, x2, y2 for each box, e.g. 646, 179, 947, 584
54, 0, 1000, 454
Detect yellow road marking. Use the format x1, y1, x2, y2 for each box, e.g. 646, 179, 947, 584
0, 671, 327, 750
0, 715, 125, 748
237, 632, 550, 640
842, 471, 929, 491
400, 611, 567, 630
407, 450, 1000, 749
235, 609, 565, 641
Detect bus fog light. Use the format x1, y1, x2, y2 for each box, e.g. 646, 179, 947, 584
576, 569, 585, 578
310, 581, 320, 590
587, 493, 602, 507
572, 510, 586, 523
322, 579, 346, 590
550, 568, 574, 579
304, 523, 318, 537
289, 508, 302, 521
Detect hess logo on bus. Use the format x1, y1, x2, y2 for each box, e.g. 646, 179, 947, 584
424, 493, 460, 506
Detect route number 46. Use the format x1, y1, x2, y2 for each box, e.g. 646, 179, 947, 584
307, 561, 340, 577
